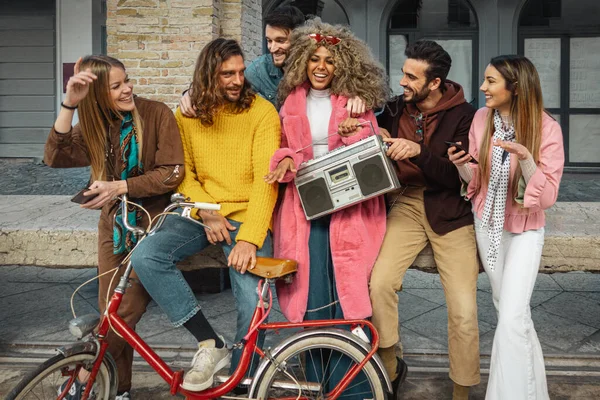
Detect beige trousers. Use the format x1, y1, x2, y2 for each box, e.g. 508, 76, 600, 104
369, 187, 481, 386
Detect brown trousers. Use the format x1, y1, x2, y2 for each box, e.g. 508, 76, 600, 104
97, 219, 151, 393
369, 188, 480, 386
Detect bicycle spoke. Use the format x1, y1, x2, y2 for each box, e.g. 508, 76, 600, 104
9, 353, 109, 400
320, 349, 346, 393
256, 339, 383, 400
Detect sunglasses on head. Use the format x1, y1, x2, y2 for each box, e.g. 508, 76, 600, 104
308, 33, 342, 45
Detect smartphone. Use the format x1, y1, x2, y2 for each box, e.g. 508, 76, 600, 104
70, 187, 99, 204
445, 141, 478, 164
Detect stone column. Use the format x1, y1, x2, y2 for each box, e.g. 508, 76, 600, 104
106, 0, 262, 108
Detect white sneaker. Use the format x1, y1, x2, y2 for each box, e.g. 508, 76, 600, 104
181, 338, 231, 391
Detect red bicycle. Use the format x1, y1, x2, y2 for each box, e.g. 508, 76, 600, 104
8, 194, 392, 399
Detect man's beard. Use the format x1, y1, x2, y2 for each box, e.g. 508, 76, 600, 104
404, 85, 431, 104
222, 85, 243, 103
271, 51, 286, 67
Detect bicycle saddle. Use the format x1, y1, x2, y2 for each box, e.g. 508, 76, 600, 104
250, 257, 298, 280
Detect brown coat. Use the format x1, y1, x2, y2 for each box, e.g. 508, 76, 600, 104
44, 96, 184, 392
44, 96, 185, 222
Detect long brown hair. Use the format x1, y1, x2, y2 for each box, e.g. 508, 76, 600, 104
189, 38, 255, 127
278, 18, 390, 109
77, 55, 143, 181
479, 55, 543, 196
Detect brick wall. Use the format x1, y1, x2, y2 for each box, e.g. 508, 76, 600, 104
106, 0, 262, 109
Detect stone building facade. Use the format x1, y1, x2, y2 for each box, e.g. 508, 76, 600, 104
105, 0, 263, 108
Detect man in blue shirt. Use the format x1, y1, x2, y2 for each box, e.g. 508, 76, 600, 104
180, 6, 304, 114
180, 6, 367, 115
243, 6, 304, 106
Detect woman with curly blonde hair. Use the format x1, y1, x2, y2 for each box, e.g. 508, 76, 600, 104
264, 18, 391, 398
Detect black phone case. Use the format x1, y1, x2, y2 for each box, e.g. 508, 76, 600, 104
70, 188, 98, 204
445, 141, 478, 164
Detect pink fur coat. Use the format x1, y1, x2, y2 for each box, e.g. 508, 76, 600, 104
271, 84, 387, 323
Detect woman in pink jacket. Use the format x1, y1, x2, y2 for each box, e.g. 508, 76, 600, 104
264, 19, 390, 398
449, 55, 564, 400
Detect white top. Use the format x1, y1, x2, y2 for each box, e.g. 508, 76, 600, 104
306, 88, 332, 158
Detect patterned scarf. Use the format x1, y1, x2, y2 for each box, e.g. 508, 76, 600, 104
113, 112, 144, 254
480, 110, 514, 271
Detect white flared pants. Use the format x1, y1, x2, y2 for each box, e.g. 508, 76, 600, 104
475, 218, 550, 400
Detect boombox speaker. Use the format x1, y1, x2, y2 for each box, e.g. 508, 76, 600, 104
294, 134, 401, 220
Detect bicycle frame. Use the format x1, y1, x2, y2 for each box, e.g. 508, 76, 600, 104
76, 195, 382, 400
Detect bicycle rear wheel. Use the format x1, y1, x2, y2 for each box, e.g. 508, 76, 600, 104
253, 335, 386, 399
6, 352, 113, 400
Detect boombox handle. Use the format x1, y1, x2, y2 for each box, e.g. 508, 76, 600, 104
295, 120, 377, 154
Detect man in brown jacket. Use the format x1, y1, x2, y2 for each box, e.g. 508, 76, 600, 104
370, 40, 480, 400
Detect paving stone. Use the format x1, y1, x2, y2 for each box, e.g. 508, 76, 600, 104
0, 265, 92, 284
530, 290, 563, 307
574, 329, 600, 353
68, 279, 99, 300
206, 310, 238, 343
532, 308, 597, 352
478, 329, 496, 355
402, 269, 444, 289
397, 291, 443, 322
399, 326, 448, 352
550, 271, 600, 292
143, 327, 197, 346
533, 273, 564, 290
476, 290, 498, 326
0, 301, 97, 343
571, 291, 600, 302
477, 273, 492, 292
402, 306, 494, 349
402, 288, 447, 306
538, 292, 600, 329
0, 284, 90, 322
0, 277, 57, 298
135, 306, 176, 339
196, 290, 237, 318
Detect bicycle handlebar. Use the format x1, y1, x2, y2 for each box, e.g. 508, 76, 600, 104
119, 193, 221, 237
193, 202, 221, 211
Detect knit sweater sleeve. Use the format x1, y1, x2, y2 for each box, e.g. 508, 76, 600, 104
236, 104, 281, 247
175, 109, 217, 216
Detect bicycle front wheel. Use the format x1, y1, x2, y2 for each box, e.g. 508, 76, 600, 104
254, 335, 386, 399
7, 352, 113, 400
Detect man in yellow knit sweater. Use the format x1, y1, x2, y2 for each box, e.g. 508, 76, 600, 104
131, 38, 280, 392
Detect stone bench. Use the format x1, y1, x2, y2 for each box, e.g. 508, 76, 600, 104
0, 196, 598, 273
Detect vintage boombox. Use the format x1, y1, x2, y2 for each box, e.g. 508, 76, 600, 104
294, 134, 401, 220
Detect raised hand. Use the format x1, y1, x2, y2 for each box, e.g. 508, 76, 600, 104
493, 139, 531, 161
63, 57, 97, 108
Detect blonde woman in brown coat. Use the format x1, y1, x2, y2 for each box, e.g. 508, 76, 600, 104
44, 55, 184, 399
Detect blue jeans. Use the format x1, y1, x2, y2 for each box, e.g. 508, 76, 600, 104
131, 214, 271, 371
305, 217, 371, 399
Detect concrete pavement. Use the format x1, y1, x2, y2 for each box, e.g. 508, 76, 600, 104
1, 160, 599, 398
0, 265, 599, 398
